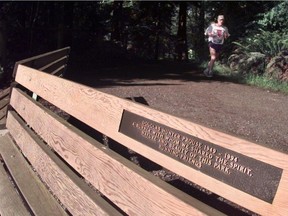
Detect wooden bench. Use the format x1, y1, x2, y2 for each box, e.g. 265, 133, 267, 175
0, 47, 70, 129
0, 53, 287, 215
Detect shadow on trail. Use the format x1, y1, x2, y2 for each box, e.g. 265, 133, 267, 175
65, 61, 239, 88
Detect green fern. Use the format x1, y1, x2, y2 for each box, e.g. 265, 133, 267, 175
228, 2, 288, 83
232, 30, 288, 56
229, 30, 288, 75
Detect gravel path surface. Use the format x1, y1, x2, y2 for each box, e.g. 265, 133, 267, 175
67, 62, 288, 154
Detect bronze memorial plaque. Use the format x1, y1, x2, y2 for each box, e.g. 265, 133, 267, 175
119, 110, 283, 203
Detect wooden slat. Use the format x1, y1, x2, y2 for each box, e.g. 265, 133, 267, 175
0, 165, 30, 216
51, 65, 66, 76
0, 106, 7, 127
0, 105, 7, 120
6, 111, 122, 216
9, 88, 222, 216
12, 47, 70, 77
0, 124, 6, 130
0, 138, 30, 216
0, 95, 9, 110
39, 56, 68, 73
0, 134, 67, 216
0, 87, 10, 100
0, 93, 9, 126
14, 65, 288, 215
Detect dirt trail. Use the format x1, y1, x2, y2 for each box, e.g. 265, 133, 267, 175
68, 62, 288, 154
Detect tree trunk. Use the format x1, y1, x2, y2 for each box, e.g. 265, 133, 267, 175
29, 2, 40, 54
154, 25, 160, 61
0, 20, 6, 80
197, 2, 205, 61
111, 1, 123, 43
154, 3, 161, 61
57, 2, 74, 49
64, 2, 74, 47
176, 2, 188, 61
57, 3, 64, 49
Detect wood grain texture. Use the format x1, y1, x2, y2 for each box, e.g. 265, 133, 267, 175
9, 88, 221, 216
6, 111, 121, 216
14, 65, 288, 215
0, 137, 30, 216
0, 134, 67, 216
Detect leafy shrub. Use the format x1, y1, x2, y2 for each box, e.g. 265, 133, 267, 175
228, 1, 288, 80
228, 30, 288, 75
233, 30, 288, 57
266, 50, 288, 81
257, 1, 288, 31
229, 51, 266, 75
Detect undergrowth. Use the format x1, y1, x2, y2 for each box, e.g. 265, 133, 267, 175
245, 74, 288, 94
202, 62, 288, 94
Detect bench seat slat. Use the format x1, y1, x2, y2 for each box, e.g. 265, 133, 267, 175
6, 110, 122, 216
0, 136, 31, 216
0, 164, 30, 216
0, 134, 67, 216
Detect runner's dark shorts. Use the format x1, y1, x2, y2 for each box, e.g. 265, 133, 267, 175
209, 42, 223, 53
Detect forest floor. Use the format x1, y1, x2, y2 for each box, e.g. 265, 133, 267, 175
67, 61, 288, 154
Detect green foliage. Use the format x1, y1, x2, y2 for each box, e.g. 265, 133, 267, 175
0, 0, 282, 75
245, 74, 288, 94
226, 1, 288, 86
233, 30, 288, 57
212, 63, 288, 94
266, 50, 288, 81
257, 1, 288, 31
228, 30, 288, 75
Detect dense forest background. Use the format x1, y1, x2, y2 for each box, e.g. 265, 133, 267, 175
0, 1, 287, 83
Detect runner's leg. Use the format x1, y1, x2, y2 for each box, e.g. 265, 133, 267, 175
208, 46, 217, 72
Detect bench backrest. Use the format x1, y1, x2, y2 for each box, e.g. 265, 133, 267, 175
7, 64, 288, 215
12, 46, 70, 77
0, 47, 70, 128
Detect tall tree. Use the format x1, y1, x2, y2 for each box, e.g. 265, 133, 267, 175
57, 2, 74, 49
189, 1, 205, 61
0, 3, 7, 70
176, 2, 187, 61
111, 1, 123, 43
154, 2, 161, 61
28, 1, 40, 54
